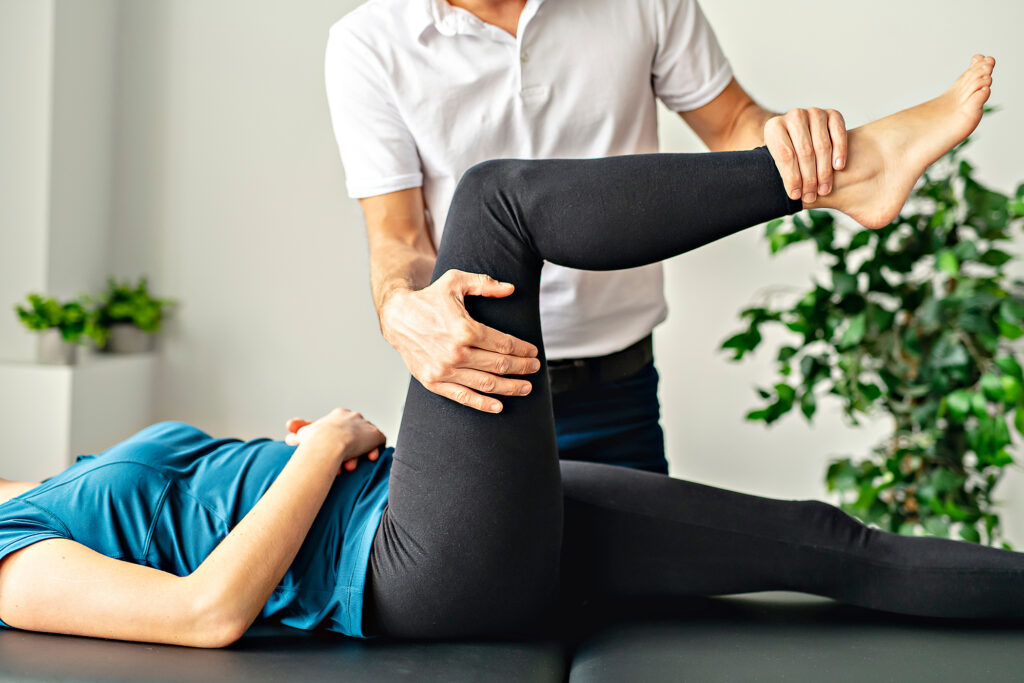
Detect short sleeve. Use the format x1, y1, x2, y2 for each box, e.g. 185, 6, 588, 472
650, 0, 734, 112
325, 22, 423, 199
0, 499, 69, 629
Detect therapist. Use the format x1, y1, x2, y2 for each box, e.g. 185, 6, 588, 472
325, 0, 847, 474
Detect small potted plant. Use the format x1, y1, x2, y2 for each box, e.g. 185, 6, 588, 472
95, 277, 172, 354
14, 294, 101, 365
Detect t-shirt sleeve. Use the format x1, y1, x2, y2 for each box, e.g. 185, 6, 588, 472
0, 500, 70, 629
324, 21, 423, 199
650, 0, 734, 112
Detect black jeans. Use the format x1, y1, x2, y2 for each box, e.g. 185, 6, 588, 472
364, 148, 1024, 639
554, 361, 668, 474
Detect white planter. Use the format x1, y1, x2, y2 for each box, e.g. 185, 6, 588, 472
106, 323, 157, 354
36, 328, 78, 365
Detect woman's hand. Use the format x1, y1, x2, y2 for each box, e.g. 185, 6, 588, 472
284, 409, 385, 473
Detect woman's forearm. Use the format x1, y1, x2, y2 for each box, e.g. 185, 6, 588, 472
184, 434, 347, 643
0, 480, 40, 506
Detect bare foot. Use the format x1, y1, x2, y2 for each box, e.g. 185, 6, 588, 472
813, 55, 995, 229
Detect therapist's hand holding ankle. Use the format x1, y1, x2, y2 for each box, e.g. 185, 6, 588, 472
360, 188, 540, 414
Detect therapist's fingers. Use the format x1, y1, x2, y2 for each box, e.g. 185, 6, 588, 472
807, 108, 833, 196
827, 109, 848, 171
764, 117, 801, 201
449, 368, 533, 397
428, 381, 504, 413
784, 110, 819, 203
462, 348, 542, 376
472, 321, 539, 360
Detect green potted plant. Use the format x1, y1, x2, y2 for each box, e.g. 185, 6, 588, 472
721, 141, 1024, 548
94, 277, 173, 354
14, 294, 102, 365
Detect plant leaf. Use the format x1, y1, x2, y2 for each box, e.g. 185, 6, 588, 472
936, 250, 959, 276
839, 313, 866, 347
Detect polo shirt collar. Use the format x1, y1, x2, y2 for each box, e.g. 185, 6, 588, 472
408, 0, 546, 41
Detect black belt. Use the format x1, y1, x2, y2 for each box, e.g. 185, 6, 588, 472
547, 334, 654, 395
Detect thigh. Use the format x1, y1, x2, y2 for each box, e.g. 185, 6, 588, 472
553, 362, 667, 473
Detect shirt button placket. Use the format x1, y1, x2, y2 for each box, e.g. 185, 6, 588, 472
517, 44, 529, 93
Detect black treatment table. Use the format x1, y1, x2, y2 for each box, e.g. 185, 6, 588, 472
2, 592, 1022, 682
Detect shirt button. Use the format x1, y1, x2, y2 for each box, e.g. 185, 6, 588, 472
520, 50, 529, 64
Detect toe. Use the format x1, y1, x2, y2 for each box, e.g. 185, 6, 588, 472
966, 85, 991, 110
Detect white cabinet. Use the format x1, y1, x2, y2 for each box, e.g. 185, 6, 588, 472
0, 353, 155, 481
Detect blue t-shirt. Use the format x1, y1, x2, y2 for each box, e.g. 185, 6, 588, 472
0, 421, 391, 637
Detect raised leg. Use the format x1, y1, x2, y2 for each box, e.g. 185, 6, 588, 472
364, 56, 999, 638
365, 148, 800, 638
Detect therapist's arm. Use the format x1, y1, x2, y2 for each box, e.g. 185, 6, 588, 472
679, 78, 848, 204
360, 189, 540, 414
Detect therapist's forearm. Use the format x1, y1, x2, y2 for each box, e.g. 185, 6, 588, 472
359, 189, 437, 317
719, 101, 777, 151
370, 237, 436, 314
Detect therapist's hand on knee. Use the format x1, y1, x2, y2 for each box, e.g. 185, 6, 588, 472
380, 269, 541, 413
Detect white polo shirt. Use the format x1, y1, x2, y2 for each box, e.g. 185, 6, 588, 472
326, 0, 732, 359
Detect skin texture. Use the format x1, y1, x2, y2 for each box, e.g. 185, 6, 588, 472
363, 0, 849, 413
0, 55, 998, 648
810, 55, 995, 229
0, 481, 37, 506
0, 409, 385, 648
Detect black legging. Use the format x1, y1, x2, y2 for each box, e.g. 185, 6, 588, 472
364, 147, 1024, 638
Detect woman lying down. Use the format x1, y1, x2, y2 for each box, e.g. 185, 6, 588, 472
0, 57, 1016, 647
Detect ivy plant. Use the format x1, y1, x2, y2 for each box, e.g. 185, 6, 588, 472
721, 140, 1024, 548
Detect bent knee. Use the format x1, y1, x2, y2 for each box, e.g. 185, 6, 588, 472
798, 499, 869, 543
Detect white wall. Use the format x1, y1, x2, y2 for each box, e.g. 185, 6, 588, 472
47, 0, 118, 297
656, 0, 1024, 536
0, 0, 118, 361
105, 2, 1024, 537
111, 0, 409, 441
0, 0, 54, 362
0, 0, 141, 480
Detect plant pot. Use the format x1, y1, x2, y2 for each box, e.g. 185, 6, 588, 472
36, 328, 78, 365
105, 323, 157, 354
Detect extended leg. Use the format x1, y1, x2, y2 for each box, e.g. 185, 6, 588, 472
559, 460, 1024, 618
